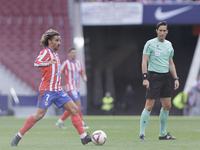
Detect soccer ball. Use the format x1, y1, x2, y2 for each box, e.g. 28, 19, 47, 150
91, 130, 107, 145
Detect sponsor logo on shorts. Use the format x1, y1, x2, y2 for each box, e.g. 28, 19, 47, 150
62, 93, 68, 97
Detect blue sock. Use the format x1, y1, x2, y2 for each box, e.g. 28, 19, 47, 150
159, 108, 169, 136
140, 108, 151, 136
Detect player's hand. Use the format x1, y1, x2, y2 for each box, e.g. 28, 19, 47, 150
143, 79, 149, 88
174, 80, 179, 90
49, 59, 56, 65
82, 74, 87, 82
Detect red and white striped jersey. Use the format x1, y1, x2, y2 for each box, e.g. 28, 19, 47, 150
34, 47, 62, 91
61, 59, 84, 92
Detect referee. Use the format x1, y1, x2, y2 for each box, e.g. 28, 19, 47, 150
139, 21, 179, 141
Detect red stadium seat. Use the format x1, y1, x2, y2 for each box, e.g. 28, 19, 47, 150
0, 0, 72, 92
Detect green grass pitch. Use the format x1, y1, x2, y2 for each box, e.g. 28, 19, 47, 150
1, 116, 200, 150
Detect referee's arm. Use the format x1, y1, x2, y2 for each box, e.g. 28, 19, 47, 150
169, 58, 179, 90
142, 54, 149, 88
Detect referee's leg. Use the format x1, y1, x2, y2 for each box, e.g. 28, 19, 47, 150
160, 97, 171, 136
139, 99, 155, 140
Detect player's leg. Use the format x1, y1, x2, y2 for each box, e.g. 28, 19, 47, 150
11, 108, 47, 146
56, 110, 71, 129
56, 90, 89, 129
11, 91, 55, 146
75, 99, 82, 119
139, 99, 155, 141
56, 90, 77, 129
55, 91, 91, 145
62, 101, 84, 134
74, 99, 89, 129
62, 101, 91, 145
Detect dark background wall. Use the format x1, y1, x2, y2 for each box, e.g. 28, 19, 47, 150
83, 25, 198, 115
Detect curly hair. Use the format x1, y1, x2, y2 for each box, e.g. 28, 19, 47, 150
40, 29, 60, 48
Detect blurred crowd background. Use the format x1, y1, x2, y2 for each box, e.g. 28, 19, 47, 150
81, 0, 200, 3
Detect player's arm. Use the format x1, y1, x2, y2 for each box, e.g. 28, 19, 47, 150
142, 54, 149, 88
169, 58, 179, 90
81, 71, 87, 82
34, 50, 56, 67
79, 61, 87, 82
60, 61, 67, 74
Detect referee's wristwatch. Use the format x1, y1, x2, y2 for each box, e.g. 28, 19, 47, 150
174, 77, 179, 81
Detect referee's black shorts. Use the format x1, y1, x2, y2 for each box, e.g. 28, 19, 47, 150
146, 71, 171, 99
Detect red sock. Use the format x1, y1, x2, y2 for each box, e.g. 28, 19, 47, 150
71, 114, 85, 135
79, 108, 83, 120
61, 110, 71, 121
19, 115, 36, 136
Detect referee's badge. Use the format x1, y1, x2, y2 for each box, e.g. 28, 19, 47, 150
155, 50, 160, 57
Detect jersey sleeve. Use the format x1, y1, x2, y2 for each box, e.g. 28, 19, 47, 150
169, 43, 174, 58
34, 49, 50, 67
143, 41, 151, 56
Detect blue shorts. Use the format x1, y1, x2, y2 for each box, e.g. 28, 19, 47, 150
37, 90, 72, 109
67, 90, 80, 101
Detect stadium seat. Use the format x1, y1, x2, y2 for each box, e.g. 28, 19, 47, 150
0, 0, 72, 92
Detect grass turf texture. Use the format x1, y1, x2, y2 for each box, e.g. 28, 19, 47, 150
1, 116, 200, 150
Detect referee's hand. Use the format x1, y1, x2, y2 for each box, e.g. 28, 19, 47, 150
174, 80, 179, 90
143, 80, 149, 88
